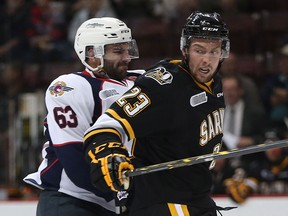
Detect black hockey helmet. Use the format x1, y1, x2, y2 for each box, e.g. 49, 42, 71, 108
180, 11, 230, 58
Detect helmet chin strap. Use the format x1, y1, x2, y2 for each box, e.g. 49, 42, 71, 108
82, 58, 109, 78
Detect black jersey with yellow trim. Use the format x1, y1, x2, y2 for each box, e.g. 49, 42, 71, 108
85, 59, 225, 211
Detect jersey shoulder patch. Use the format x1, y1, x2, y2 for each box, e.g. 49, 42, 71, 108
48, 80, 74, 97
47, 73, 87, 98
144, 66, 173, 85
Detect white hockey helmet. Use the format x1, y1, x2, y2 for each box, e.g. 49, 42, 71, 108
74, 17, 139, 71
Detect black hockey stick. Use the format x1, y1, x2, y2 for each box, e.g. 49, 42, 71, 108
125, 139, 288, 177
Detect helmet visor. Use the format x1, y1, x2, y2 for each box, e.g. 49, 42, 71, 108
106, 39, 139, 60
85, 40, 139, 60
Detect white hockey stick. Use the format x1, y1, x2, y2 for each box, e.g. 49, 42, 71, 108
125, 139, 288, 177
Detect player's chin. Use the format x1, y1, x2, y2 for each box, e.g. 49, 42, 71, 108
118, 66, 128, 75
196, 73, 213, 83
117, 69, 128, 80
119, 65, 128, 71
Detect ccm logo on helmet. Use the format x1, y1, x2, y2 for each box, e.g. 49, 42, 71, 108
202, 27, 218, 31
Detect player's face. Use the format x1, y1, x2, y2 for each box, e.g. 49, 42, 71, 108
187, 38, 222, 83
103, 43, 131, 81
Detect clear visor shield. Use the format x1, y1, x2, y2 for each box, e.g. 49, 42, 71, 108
187, 37, 230, 59
86, 39, 139, 60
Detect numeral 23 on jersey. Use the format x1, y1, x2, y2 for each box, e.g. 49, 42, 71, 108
116, 87, 151, 117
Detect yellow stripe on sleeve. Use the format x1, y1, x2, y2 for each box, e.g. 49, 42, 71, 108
84, 128, 121, 142
106, 109, 135, 140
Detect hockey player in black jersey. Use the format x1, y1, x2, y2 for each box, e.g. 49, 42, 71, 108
84, 11, 230, 216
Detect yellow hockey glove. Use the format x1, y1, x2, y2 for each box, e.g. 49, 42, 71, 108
87, 141, 134, 192
224, 177, 257, 204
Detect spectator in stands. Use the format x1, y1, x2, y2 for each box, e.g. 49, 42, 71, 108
222, 73, 267, 165
224, 166, 257, 204
260, 43, 288, 129
220, 52, 264, 112
224, 127, 288, 204
249, 128, 288, 195
0, 0, 32, 63
28, 0, 70, 62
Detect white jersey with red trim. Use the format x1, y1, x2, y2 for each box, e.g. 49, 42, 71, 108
23, 69, 143, 211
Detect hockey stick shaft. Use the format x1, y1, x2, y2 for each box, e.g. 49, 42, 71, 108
125, 139, 288, 177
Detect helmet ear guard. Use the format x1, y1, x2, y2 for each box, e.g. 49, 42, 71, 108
180, 11, 230, 59
74, 17, 139, 72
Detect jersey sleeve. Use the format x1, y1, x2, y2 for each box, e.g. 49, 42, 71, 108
46, 74, 95, 145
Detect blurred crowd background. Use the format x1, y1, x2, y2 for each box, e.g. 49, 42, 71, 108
1, 0, 288, 202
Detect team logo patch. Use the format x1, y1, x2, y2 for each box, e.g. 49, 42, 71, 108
145, 67, 173, 85
190, 92, 207, 107
49, 81, 74, 97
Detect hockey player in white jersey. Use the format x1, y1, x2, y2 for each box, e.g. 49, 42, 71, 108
23, 17, 142, 216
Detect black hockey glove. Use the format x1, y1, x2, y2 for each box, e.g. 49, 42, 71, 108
87, 141, 134, 192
